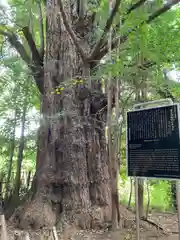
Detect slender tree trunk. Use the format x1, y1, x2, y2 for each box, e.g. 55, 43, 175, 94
135, 67, 148, 219
135, 85, 144, 219
0, 178, 4, 214
107, 78, 114, 225
128, 178, 133, 209
15, 0, 111, 230
107, 24, 115, 228
107, 77, 121, 229
5, 108, 17, 200
26, 171, 31, 190
171, 181, 177, 210
14, 104, 26, 198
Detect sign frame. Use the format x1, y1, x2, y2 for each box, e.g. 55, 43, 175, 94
126, 103, 180, 180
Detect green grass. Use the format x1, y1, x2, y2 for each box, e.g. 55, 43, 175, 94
119, 179, 174, 212
150, 180, 171, 211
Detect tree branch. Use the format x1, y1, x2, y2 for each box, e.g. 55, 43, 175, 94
147, 0, 179, 23
91, 0, 179, 66
115, 0, 148, 34
127, 59, 176, 102
131, 60, 176, 101
31, 67, 44, 94
90, 35, 128, 69
91, 0, 102, 24
122, 59, 155, 72
89, 0, 122, 60
0, 28, 44, 94
36, 0, 44, 60
134, 60, 155, 70
57, 0, 88, 61
22, 26, 43, 66
89, 0, 147, 63
0, 29, 31, 65
127, 0, 147, 15
157, 87, 176, 101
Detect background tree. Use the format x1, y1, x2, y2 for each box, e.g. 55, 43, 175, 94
0, 56, 38, 215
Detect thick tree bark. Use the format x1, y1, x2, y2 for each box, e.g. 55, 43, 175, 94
13, 0, 111, 230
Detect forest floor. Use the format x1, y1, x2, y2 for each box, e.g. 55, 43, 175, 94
4, 205, 180, 239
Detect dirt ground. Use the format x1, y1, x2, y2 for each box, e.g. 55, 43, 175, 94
6, 224, 179, 240
3, 206, 180, 239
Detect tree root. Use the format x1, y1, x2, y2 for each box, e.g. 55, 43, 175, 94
10, 197, 56, 230
140, 216, 178, 235
10, 196, 110, 232
56, 205, 108, 231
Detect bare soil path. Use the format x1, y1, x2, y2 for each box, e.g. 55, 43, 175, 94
2, 206, 180, 239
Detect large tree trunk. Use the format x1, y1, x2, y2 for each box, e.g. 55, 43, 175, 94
14, 0, 112, 230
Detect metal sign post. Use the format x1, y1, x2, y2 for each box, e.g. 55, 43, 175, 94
133, 104, 142, 240
176, 173, 180, 240
129, 99, 175, 240
134, 177, 140, 240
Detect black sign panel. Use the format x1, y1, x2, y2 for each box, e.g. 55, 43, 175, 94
127, 104, 180, 179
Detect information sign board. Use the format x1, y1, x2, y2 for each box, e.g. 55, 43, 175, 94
127, 104, 180, 178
